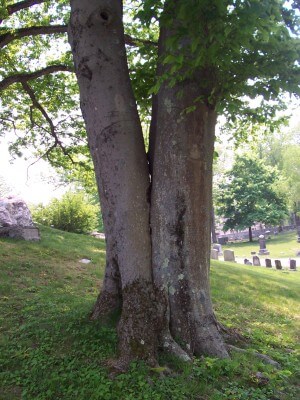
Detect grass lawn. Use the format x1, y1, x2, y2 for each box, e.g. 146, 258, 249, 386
0, 225, 299, 400
222, 230, 300, 259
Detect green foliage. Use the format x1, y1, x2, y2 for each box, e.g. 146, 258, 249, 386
216, 155, 288, 231
0, 225, 299, 399
138, 0, 300, 138
282, 144, 300, 212
31, 191, 100, 233
0, 0, 299, 176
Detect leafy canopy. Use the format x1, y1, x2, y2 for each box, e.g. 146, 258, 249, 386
216, 155, 288, 231
0, 0, 299, 177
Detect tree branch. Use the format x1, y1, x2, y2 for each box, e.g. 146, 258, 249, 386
0, 24, 156, 49
0, 24, 67, 48
0, 64, 74, 91
0, 0, 47, 24
124, 34, 157, 47
21, 80, 73, 162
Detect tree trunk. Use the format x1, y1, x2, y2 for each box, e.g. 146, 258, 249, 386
68, 0, 159, 367
249, 227, 253, 242
150, 23, 228, 359
211, 206, 218, 244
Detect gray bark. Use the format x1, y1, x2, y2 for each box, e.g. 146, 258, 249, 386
150, 23, 228, 359
68, 0, 228, 366
68, 0, 158, 366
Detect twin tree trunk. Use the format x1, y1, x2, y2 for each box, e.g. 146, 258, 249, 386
69, 0, 228, 367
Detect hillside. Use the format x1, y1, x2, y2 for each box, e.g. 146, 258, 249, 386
0, 225, 299, 400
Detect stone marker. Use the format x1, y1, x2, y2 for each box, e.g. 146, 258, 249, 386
253, 255, 261, 266
79, 258, 91, 264
224, 249, 235, 262
258, 234, 270, 255
213, 243, 223, 255
0, 196, 40, 241
0, 226, 40, 240
296, 250, 300, 257
211, 249, 219, 260
289, 259, 296, 270
244, 258, 252, 265
251, 251, 256, 255
275, 260, 282, 270
265, 258, 272, 268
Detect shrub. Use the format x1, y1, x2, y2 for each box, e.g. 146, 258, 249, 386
31, 191, 99, 233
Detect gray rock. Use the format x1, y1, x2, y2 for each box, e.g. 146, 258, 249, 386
275, 260, 282, 270
0, 196, 34, 227
211, 249, 219, 260
224, 249, 235, 262
0, 196, 40, 241
289, 259, 296, 270
213, 243, 223, 255
265, 258, 272, 268
253, 255, 261, 266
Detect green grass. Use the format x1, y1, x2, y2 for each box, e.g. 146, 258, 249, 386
222, 230, 300, 258
0, 225, 299, 399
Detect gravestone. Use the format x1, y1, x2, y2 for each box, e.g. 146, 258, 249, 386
224, 249, 235, 262
211, 249, 219, 260
275, 260, 282, 270
265, 258, 272, 268
258, 234, 270, 255
244, 258, 252, 265
213, 243, 223, 255
0, 196, 40, 241
218, 236, 228, 245
253, 255, 261, 266
289, 259, 296, 270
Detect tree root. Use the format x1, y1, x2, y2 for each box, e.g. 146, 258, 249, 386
90, 291, 121, 321
227, 344, 281, 369
160, 333, 192, 362
215, 319, 247, 345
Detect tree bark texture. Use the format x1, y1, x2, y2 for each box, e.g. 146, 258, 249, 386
150, 26, 228, 359
211, 206, 218, 244
68, 0, 159, 367
249, 227, 253, 242
68, 0, 228, 365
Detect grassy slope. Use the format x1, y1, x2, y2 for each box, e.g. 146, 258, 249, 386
0, 225, 299, 400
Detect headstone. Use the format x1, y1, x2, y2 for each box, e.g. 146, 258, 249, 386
251, 251, 256, 255
265, 258, 272, 268
224, 249, 235, 262
213, 243, 223, 255
0, 196, 40, 241
253, 255, 261, 266
211, 249, 219, 260
289, 259, 296, 270
296, 250, 300, 257
218, 236, 228, 245
275, 260, 282, 270
258, 234, 270, 255
244, 258, 252, 265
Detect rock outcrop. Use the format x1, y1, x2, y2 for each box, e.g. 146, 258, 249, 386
0, 196, 40, 240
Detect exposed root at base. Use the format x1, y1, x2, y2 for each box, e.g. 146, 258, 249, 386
90, 291, 121, 321
160, 333, 192, 362
227, 344, 281, 369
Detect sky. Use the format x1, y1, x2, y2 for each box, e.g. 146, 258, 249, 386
0, 136, 67, 205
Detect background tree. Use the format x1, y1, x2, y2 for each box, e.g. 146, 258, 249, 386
216, 155, 288, 241
0, 0, 299, 367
